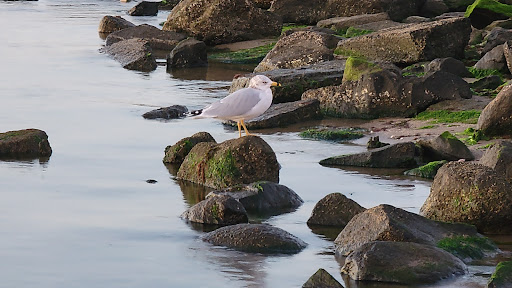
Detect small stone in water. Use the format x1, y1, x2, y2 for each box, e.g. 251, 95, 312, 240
146, 179, 157, 184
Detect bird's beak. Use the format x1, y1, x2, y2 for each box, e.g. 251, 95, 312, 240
271, 82, 281, 87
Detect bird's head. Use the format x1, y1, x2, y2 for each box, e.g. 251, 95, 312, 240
249, 75, 280, 90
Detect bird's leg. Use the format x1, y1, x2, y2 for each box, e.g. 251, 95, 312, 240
237, 121, 242, 138
241, 120, 252, 136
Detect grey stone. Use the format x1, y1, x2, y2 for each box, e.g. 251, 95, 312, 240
102, 38, 157, 72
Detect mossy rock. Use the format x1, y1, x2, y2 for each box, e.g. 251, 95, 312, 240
437, 235, 497, 262
465, 0, 512, 29
342, 56, 382, 82
163, 132, 216, 165
177, 136, 279, 189
404, 160, 448, 179
0, 129, 52, 158
489, 261, 512, 288
299, 127, 365, 142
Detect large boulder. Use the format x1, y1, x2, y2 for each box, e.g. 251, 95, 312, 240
335, 17, 471, 65
464, 0, 512, 29
316, 13, 390, 31
307, 193, 365, 227
177, 136, 280, 189
302, 268, 344, 288
479, 140, 512, 178
98, 15, 135, 36
166, 38, 208, 69
105, 24, 187, 51
201, 223, 307, 254
420, 161, 512, 234
224, 99, 322, 130
128, 1, 159, 16
230, 60, 345, 104
102, 38, 157, 72
207, 181, 303, 213
254, 31, 340, 72
0, 129, 52, 158
320, 142, 418, 168
142, 105, 188, 120
416, 131, 474, 162
477, 83, 512, 137
334, 204, 479, 256
269, 0, 425, 24
180, 194, 248, 225
488, 261, 512, 288
163, 132, 216, 165
162, 0, 282, 45
341, 241, 466, 285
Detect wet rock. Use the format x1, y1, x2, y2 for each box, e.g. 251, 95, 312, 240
230, 60, 345, 104
477, 83, 512, 137
166, 38, 207, 69
420, 161, 512, 234
425, 57, 472, 78
479, 140, 512, 178
465, 0, 512, 29
334, 204, 480, 256
420, 0, 449, 18
180, 194, 248, 225
320, 142, 418, 168
201, 223, 307, 254
335, 17, 471, 65
316, 13, 390, 31
488, 261, 512, 288
162, 0, 282, 46
105, 24, 187, 51
142, 105, 188, 120
416, 131, 474, 162
482, 27, 512, 55
307, 193, 365, 227
163, 131, 216, 164
128, 1, 159, 16
404, 160, 447, 179
208, 181, 303, 213
341, 241, 467, 285
102, 38, 157, 72
0, 129, 52, 158
177, 136, 279, 189
302, 268, 343, 288
254, 31, 340, 72
269, 0, 424, 24
225, 99, 322, 130
98, 15, 135, 36
474, 44, 507, 71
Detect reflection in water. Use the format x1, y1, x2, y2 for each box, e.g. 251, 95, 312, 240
169, 62, 255, 81
177, 180, 212, 207
308, 225, 343, 242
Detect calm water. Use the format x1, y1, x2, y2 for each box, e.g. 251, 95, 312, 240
0, 1, 502, 287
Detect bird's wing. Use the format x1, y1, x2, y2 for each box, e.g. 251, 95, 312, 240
200, 88, 262, 119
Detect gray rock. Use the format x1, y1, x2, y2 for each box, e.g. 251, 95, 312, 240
142, 105, 188, 120
335, 17, 471, 65
482, 27, 512, 55
208, 181, 303, 213
180, 194, 248, 225
341, 241, 467, 284
98, 15, 135, 35
403, 16, 431, 23
474, 44, 506, 71
477, 83, 512, 137
416, 131, 474, 162
307, 193, 365, 227
320, 142, 418, 168
105, 24, 187, 51
162, 0, 282, 45
224, 99, 322, 130
480, 140, 512, 179
254, 31, 340, 72
302, 268, 343, 288
102, 38, 157, 72
230, 60, 345, 104
0, 129, 52, 158
334, 204, 480, 256
128, 1, 159, 16
425, 57, 472, 78
420, 161, 512, 234
201, 223, 307, 254
316, 13, 390, 31
177, 136, 280, 189
163, 131, 216, 164
167, 38, 207, 69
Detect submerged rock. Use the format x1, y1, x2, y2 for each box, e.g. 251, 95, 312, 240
477, 83, 512, 137
142, 105, 188, 120
180, 194, 248, 225
307, 193, 365, 227
302, 268, 343, 288
163, 132, 216, 165
420, 161, 512, 234
201, 223, 307, 254
128, 1, 159, 16
0, 129, 52, 158
341, 241, 467, 285
177, 136, 279, 189
102, 38, 157, 72
98, 15, 135, 36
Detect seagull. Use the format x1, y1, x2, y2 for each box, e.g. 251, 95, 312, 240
193, 75, 279, 138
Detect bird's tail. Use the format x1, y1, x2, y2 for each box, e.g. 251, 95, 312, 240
188, 109, 204, 119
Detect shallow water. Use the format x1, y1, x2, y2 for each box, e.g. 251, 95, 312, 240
0, 1, 506, 287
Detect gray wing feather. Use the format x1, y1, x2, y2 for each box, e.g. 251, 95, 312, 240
200, 88, 262, 119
